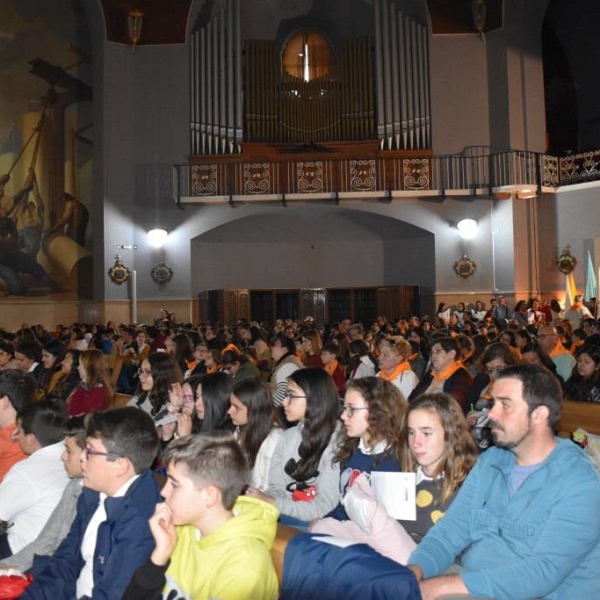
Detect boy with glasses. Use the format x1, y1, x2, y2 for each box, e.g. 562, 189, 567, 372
22, 407, 162, 599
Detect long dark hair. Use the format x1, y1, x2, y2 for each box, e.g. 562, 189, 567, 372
287, 368, 340, 482
232, 378, 279, 469
198, 371, 233, 432
39, 339, 67, 394
565, 344, 600, 401
136, 352, 183, 414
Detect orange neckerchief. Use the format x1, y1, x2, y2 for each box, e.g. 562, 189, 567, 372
206, 365, 219, 374
480, 380, 494, 400
324, 359, 340, 377
430, 361, 464, 390
549, 340, 568, 358
570, 301, 583, 310
222, 343, 241, 355
378, 360, 411, 381
570, 340, 584, 356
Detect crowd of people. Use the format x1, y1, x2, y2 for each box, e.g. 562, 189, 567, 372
0, 295, 598, 598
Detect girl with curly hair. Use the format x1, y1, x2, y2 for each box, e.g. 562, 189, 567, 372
312, 376, 407, 525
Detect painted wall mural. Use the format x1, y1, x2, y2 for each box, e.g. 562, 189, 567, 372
0, 0, 93, 298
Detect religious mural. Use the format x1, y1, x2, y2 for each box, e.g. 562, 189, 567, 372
0, 0, 93, 299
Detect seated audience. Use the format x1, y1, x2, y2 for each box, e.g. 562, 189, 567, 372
537, 324, 576, 381
321, 343, 346, 393
128, 352, 183, 416
312, 377, 405, 525
410, 337, 473, 408
67, 349, 114, 416
347, 339, 378, 380
300, 330, 324, 369
220, 348, 261, 383
399, 393, 477, 543
0, 415, 85, 571
564, 343, 600, 403
464, 342, 522, 450
0, 370, 35, 482
246, 368, 341, 526
22, 407, 162, 599
37, 339, 67, 399
376, 338, 418, 399
268, 334, 303, 407
0, 340, 19, 372
0, 399, 68, 558
49, 349, 82, 403
14, 340, 43, 383
228, 378, 283, 491
408, 364, 600, 599
123, 433, 279, 600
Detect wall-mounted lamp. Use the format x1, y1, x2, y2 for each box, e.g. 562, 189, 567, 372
457, 218, 478, 240
148, 228, 168, 248
127, 9, 144, 53
471, 0, 486, 41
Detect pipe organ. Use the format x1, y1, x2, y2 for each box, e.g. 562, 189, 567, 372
190, 1, 431, 154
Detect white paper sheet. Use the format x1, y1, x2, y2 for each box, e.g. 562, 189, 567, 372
370, 471, 416, 520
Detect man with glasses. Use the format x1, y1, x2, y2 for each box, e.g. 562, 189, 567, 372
536, 324, 576, 381
22, 407, 162, 600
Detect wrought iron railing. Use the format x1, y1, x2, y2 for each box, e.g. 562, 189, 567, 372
173, 148, 600, 204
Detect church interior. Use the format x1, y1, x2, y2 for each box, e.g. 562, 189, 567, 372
1, 0, 599, 328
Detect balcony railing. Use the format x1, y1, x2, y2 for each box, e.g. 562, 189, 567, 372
173, 148, 600, 205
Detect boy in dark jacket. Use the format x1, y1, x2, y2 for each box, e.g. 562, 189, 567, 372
22, 407, 162, 600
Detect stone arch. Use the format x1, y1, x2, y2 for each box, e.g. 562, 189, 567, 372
189, 204, 436, 295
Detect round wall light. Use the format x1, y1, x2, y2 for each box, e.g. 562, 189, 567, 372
148, 228, 168, 248
457, 218, 477, 240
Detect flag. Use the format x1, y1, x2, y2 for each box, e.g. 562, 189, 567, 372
565, 273, 577, 309
585, 251, 597, 302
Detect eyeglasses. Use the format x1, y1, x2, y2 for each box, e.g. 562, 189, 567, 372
137, 368, 152, 377
182, 394, 194, 403
283, 392, 306, 402
84, 445, 122, 460
341, 405, 369, 417
485, 365, 506, 376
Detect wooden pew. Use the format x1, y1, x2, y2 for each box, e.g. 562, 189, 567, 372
271, 524, 300, 586
557, 401, 600, 437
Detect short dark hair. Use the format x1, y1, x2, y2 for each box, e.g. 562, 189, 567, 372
495, 363, 563, 429
0, 340, 14, 358
17, 399, 66, 447
15, 340, 42, 362
321, 343, 339, 356
85, 407, 159, 473
162, 432, 247, 510
270, 333, 296, 356
0, 370, 36, 411
63, 415, 87, 449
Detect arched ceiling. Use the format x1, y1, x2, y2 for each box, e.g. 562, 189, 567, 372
196, 205, 430, 244
98, 0, 503, 46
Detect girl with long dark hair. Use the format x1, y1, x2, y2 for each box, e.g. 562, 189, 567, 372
228, 378, 283, 490
246, 368, 341, 525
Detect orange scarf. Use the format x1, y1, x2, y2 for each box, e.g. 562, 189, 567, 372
570, 340, 584, 356
549, 340, 568, 358
430, 361, 464, 390
479, 380, 494, 400
324, 360, 340, 377
378, 360, 411, 381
